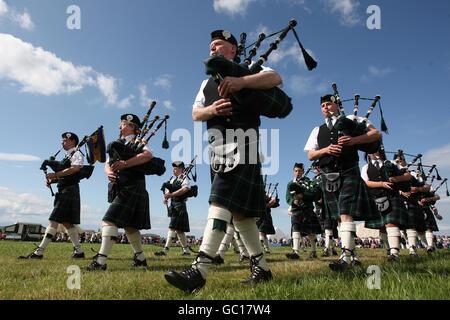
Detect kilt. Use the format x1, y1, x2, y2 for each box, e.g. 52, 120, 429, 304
316, 208, 339, 237
321, 166, 378, 221
402, 197, 427, 232
365, 194, 409, 230
168, 200, 190, 232
256, 209, 276, 235
49, 184, 80, 224
291, 206, 323, 235
103, 179, 151, 230
209, 163, 265, 218
423, 206, 439, 231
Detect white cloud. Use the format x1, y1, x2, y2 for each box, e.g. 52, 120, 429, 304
11, 11, 33, 30
163, 100, 175, 110
0, 0, 8, 16
368, 66, 392, 77
0, 0, 34, 30
153, 74, 174, 90
0, 33, 128, 107
321, 0, 361, 26
0, 153, 40, 161
287, 74, 328, 96
213, 0, 258, 16
0, 186, 52, 217
423, 143, 450, 170
139, 84, 155, 107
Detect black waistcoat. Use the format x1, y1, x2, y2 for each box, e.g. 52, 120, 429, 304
203, 77, 260, 133
367, 162, 388, 197
317, 124, 359, 170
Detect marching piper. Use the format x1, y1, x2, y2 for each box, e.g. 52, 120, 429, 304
164, 29, 282, 292
19, 132, 85, 260
156, 161, 192, 256
286, 163, 322, 259
304, 93, 382, 271
85, 114, 152, 270
361, 147, 411, 262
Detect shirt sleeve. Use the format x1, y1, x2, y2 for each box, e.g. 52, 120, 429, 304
181, 177, 191, 189
193, 79, 209, 109
361, 164, 369, 181
304, 126, 320, 152
70, 151, 84, 166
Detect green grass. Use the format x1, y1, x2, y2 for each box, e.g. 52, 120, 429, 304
0, 241, 449, 300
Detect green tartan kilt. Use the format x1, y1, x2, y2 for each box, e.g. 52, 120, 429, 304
402, 197, 427, 232
291, 207, 323, 235
49, 184, 80, 224
321, 166, 379, 222
168, 201, 190, 232
423, 206, 439, 231
103, 180, 150, 230
256, 209, 275, 235
209, 163, 265, 218
365, 194, 409, 230
316, 208, 339, 236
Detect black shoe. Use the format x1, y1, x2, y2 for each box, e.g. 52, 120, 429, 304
286, 251, 300, 260
351, 258, 362, 267
71, 251, 85, 259
154, 250, 167, 256
212, 255, 224, 265
426, 247, 433, 254
387, 254, 399, 262
164, 252, 210, 293
18, 250, 43, 259
329, 258, 352, 271
264, 249, 271, 254
239, 255, 250, 263
131, 252, 147, 267
309, 251, 317, 259
409, 251, 418, 258
181, 251, 191, 256
322, 248, 330, 257
85, 254, 107, 271
332, 248, 338, 256
240, 254, 273, 285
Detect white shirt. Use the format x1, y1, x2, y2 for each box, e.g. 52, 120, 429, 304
304, 115, 374, 152
65, 147, 84, 166
170, 175, 191, 189
192, 64, 278, 109
361, 159, 402, 181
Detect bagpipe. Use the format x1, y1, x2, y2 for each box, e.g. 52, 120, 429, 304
263, 175, 280, 208
288, 175, 321, 203
330, 82, 386, 154
161, 156, 198, 202
204, 19, 317, 119
106, 101, 168, 177
40, 126, 105, 196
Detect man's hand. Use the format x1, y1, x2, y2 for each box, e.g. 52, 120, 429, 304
218, 76, 245, 97
164, 193, 172, 200
400, 191, 411, 199
381, 181, 394, 191
209, 98, 233, 117
106, 170, 117, 183
163, 198, 168, 205
110, 160, 127, 172
326, 144, 342, 156
338, 136, 355, 146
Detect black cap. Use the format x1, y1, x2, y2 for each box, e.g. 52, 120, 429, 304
294, 163, 304, 169
320, 94, 337, 104
211, 30, 237, 46
172, 161, 185, 168
61, 132, 79, 145
120, 114, 141, 127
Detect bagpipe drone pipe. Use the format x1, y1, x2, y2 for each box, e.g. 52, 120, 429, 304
330, 82, 386, 154
263, 175, 280, 208
106, 101, 167, 177
204, 19, 317, 119
40, 126, 105, 196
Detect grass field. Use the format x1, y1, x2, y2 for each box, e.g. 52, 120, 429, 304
0, 240, 449, 300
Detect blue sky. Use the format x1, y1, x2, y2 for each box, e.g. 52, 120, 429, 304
1, 0, 450, 238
